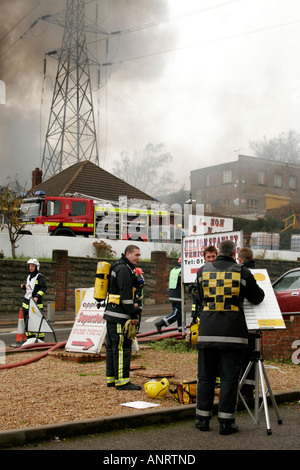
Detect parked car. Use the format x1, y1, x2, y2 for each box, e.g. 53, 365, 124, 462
272, 268, 300, 316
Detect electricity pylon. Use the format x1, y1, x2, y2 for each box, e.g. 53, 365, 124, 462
41, 0, 100, 180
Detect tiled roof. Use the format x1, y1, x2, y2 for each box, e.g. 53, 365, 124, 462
33, 161, 155, 202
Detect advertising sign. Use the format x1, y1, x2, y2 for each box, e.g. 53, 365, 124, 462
182, 231, 242, 284
66, 288, 106, 354
188, 214, 233, 235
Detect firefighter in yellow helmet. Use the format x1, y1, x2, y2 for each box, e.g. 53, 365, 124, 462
20, 258, 47, 341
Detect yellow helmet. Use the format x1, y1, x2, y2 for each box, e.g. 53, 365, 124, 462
144, 378, 170, 399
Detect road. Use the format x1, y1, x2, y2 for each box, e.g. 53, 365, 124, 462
5, 403, 300, 451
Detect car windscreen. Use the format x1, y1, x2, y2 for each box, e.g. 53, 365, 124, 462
273, 271, 300, 291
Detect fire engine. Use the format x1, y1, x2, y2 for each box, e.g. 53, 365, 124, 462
19, 192, 175, 241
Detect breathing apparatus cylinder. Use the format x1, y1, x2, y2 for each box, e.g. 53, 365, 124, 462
94, 261, 111, 304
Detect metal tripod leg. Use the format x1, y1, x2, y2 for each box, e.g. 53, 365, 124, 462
238, 333, 282, 435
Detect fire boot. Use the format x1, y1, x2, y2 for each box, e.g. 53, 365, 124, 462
155, 319, 165, 334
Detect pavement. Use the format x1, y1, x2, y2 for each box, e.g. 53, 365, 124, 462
1, 302, 299, 450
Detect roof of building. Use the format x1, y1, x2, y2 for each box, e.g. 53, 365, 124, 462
32, 161, 155, 202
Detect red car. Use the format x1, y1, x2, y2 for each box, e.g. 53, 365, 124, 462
273, 268, 300, 316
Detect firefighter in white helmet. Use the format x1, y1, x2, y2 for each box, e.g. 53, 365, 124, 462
20, 258, 47, 341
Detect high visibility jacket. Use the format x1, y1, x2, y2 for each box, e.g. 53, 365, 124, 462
22, 271, 47, 311
168, 264, 181, 303
196, 256, 264, 349
104, 254, 138, 325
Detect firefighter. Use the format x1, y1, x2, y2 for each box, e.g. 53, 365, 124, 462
20, 258, 47, 341
195, 240, 264, 435
191, 246, 218, 324
155, 257, 182, 334
104, 245, 142, 391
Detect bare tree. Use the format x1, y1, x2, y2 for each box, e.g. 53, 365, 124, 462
112, 143, 176, 197
249, 130, 300, 164
0, 187, 24, 258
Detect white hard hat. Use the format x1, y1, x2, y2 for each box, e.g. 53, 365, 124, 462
27, 258, 40, 270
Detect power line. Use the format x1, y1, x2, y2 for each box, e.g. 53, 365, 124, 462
99, 16, 300, 67
0, 0, 42, 43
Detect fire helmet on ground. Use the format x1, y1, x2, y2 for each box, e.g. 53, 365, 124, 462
144, 378, 170, 399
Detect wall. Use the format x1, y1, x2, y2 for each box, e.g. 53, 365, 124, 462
0, 233, 180, 260
261, 315, 300, 361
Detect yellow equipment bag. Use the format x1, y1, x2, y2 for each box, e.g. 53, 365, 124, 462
94, 261, 111, 303
171, 380, 197, 404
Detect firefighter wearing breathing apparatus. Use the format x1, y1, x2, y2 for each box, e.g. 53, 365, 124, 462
195, 240, 264, 435
20, 258, 47, 340
104, 245, 142, 391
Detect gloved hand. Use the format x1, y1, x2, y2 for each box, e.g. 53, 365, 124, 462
122, 320, 136, 340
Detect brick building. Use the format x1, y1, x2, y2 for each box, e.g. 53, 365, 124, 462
190, 155, 300, 217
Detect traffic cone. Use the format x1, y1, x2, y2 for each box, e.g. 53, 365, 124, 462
15, 308, 26, 346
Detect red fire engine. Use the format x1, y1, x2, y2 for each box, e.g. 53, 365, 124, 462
19, 192, 172, 240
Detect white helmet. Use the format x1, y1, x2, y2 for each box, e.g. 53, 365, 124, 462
27, 258, 40, 270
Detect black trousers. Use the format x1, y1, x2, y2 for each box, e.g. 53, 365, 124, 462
196, 348, 245, 423
105, 321, 132, 387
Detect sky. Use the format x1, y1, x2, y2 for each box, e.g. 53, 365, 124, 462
1, 0, 300, 198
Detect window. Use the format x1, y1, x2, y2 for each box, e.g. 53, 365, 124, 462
247, 199, 258, 213
289, 175, 296, 190
221, 199, 229, 209
71, 201, 87, 216
258, 170, 266, 185
205, 174, 210, 187
274, 173, 282, 187
46, 200, 61, 216
222, 169, 232, 184
273, 271, 300, 291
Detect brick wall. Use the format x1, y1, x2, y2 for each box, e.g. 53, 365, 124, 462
262, 315, 300, 361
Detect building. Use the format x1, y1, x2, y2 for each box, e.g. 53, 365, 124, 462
190, 155, 300, 217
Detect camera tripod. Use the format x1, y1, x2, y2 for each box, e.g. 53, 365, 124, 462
238, 331, 282, 435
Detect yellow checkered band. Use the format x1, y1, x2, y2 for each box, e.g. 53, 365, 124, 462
202, 271, 241, 311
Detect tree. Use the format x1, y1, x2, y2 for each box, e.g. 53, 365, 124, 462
112, 143, 176, 197
0, 187, 24, 258
249, 129, 300, 164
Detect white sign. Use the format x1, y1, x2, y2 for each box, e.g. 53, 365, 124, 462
27, 299, 54, 333
66, 288, 106, 354
188, 215, 233, 235
244, 269, 286, 331
182, 231, 243, 283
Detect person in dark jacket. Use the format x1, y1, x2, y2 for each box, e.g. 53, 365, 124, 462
21, 258, 47, 340
195, 240, 265, 435
191, 246, 218, 324
104, 245, 142, 391
155, 257, 182, 334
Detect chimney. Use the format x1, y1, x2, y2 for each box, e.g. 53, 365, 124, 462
32, 168, 42, 188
